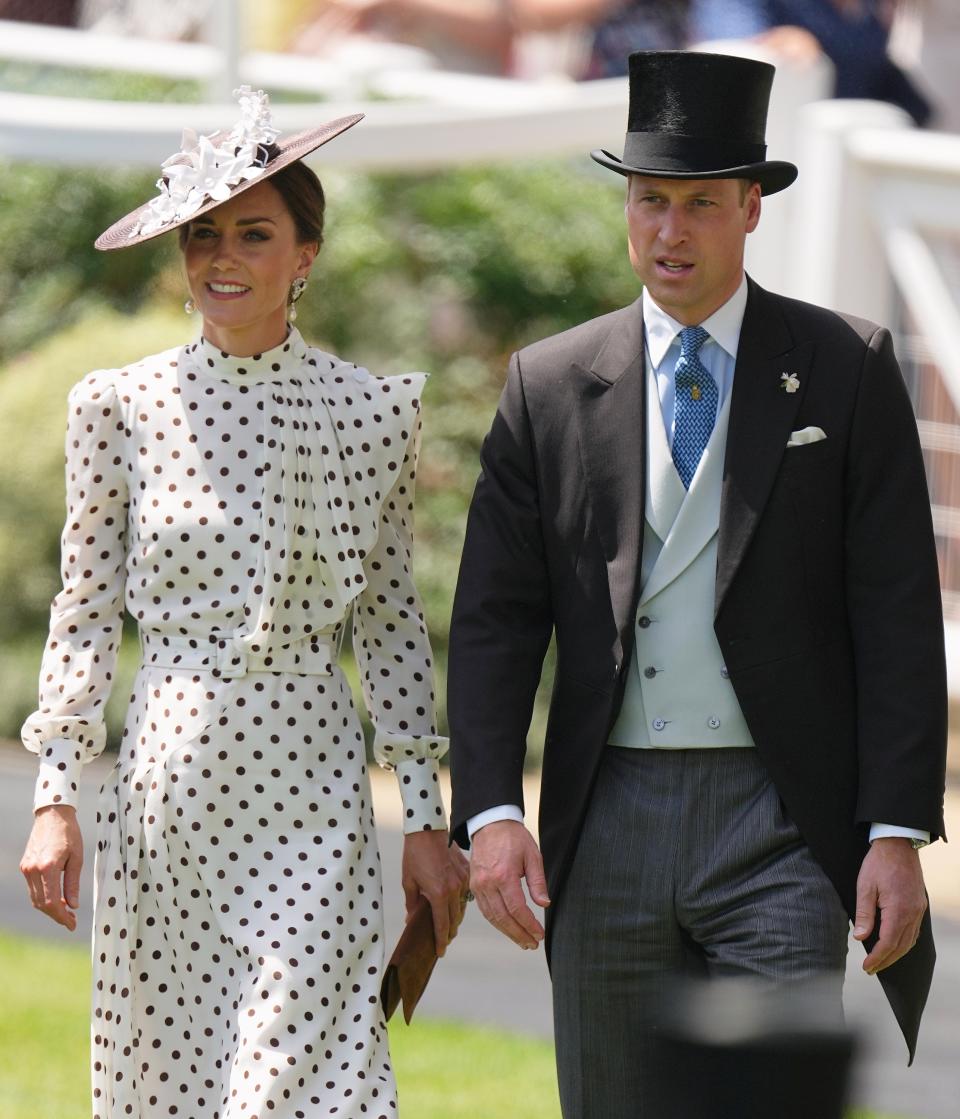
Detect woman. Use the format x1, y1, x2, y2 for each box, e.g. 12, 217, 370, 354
19, 87, 468, 1118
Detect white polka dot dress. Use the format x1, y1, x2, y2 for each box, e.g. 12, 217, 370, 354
23, 328, 449, 1118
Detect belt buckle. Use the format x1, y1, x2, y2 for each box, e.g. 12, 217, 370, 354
216, 637, 248, 679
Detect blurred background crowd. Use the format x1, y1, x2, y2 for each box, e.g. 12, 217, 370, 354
2, 0, 958, 129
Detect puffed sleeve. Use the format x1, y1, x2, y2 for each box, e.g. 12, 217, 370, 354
22, 370, 128, 811
352, 380, 449, 834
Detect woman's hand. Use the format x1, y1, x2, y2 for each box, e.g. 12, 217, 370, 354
20, 805, 84, 931
401, 829, 470, 955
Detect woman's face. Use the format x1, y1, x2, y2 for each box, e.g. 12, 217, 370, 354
182, 179, 318, 356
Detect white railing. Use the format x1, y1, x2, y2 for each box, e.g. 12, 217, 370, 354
0, 22, 826, 179
785, 99, 960, 689
0, 82, 634, 170
0, 16, 436, 99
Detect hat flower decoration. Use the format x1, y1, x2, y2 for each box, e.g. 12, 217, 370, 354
95, 88, 362, 251
130, 86, 281, 240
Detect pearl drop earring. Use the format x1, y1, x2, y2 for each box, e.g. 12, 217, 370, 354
288, 277, 308, 321
184, 298, 196, 315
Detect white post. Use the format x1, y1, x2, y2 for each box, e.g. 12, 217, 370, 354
788, 99, 912, 322
204, 0, 242, 103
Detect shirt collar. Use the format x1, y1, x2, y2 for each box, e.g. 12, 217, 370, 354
184, 326, 310, 386
643, 274, 749, 370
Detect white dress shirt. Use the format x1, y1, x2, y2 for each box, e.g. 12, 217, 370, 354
467, 277, 927, 846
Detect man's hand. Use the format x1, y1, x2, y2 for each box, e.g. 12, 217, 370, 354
401, 829, 470, 956
20, 804, 83, 932
853, 837, 927, 974
470, 820, 550, 949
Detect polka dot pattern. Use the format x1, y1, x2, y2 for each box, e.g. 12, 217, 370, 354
23, 328, 448, 1116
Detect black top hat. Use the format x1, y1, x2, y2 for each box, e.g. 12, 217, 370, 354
591, 51, 797, 196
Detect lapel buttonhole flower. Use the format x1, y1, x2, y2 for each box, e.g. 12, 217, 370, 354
780, 372, 800, 394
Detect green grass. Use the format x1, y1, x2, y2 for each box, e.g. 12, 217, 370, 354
391, 1018, 562, 1116
0, 930, 905, 1119
0, 930, 92, 1117
0, 929, 560, 1119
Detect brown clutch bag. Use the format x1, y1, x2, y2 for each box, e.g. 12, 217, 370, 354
380, 895, 439, 1024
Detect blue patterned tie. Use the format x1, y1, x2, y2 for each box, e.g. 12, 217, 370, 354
671, 326, 717, 489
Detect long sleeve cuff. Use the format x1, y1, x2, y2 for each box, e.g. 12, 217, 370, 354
467, 803, 525, 840
33, 737, 84, 811
869, 822, 930, 846
396, 757, 448, 834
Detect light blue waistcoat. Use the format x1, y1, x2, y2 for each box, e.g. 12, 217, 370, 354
608, 359, 755, 749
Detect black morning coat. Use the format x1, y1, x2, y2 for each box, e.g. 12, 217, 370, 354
448, 278, 948, 1061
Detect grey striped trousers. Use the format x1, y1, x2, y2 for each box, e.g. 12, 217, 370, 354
550, 747, 850, 1119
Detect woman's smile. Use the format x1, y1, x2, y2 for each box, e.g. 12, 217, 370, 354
206, 281, 252, 299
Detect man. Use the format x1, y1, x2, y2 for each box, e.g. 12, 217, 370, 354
447, 50, 947, 1116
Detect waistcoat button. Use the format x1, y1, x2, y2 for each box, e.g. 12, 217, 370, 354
644, 666, 657, 679
638, 616, 652, 629
652, 718, 666, 731
708, 716, 721, 729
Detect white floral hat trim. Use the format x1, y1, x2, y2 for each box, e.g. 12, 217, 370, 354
129, 86, 281, 240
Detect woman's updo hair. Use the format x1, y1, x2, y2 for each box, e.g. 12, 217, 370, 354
179, 158, 326, 248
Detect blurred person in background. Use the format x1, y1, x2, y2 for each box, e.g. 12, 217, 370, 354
78, 0, 213, 39
246, 0, 319, 52
18, 87, 467, 1118
0, 0, 78, 25
583, 0, 933, 124
745, 0, 933, 124
591, 0, 934, 125
290, 0, 729, 74
293, 0, 934, 125
890, 0, 960, 132
292, 0, 515, 73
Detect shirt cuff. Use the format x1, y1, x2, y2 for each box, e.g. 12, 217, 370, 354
33, 737, 84, 811
467, 803, 524, 840
869, 822, 930, 847
396, 757, 448, 835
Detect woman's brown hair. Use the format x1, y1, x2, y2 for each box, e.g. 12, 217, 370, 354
179, 159, 325, 249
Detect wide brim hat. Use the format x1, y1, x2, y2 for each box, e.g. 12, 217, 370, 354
95, 88, 363, 251
591, 51, 797, 196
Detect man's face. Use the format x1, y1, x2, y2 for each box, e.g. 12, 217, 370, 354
625, 175, 761, 325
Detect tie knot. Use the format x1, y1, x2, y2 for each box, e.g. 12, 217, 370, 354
678, 325, 709, 360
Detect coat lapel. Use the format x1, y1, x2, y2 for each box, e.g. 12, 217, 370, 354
574, 299, 646, 661
716, 280, 815, 615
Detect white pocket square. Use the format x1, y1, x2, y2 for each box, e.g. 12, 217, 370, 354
786, 426, 827, 448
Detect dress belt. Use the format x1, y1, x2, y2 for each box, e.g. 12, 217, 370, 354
139, 630, 336, 679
